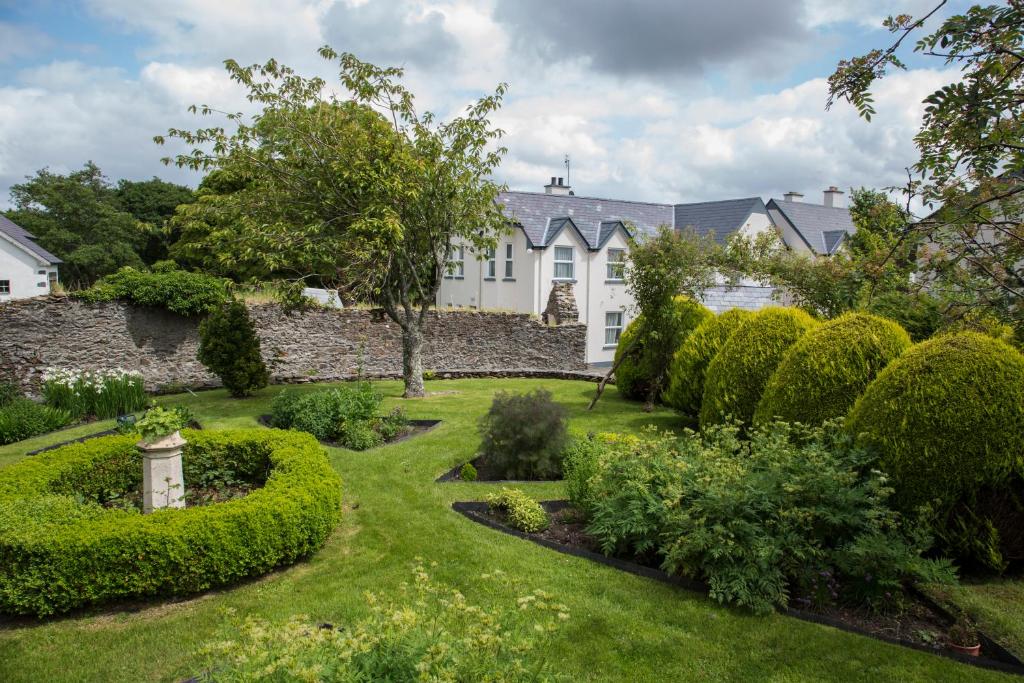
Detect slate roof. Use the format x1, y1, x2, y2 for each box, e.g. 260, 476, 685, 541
0, 214, 62, 264
673, 197, 767, 244
767, 199, 857, 255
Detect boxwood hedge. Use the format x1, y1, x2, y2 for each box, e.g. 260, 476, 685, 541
664, 309, 752, 421
846, 332, 1024, 571
0, 428, 342, 616
699, 307, 817, 429
754, 312, 912, 426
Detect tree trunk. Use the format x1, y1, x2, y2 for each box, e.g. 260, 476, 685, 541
400, 323, 426, 398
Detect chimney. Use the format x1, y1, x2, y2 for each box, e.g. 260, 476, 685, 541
544, 176, 572, 196
823, 186, 845, 208
783, 191, 804, 203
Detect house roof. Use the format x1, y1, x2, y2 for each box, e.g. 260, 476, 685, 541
673, 197, 767, 244
0, 214, 62, 264
767, 199, 857, 255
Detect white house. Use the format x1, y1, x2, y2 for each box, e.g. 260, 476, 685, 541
438, 179, 855, 365
0, 215, 61, 301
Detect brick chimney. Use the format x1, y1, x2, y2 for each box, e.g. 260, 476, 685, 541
823, 186, 845, 208
544, 176, 572, 196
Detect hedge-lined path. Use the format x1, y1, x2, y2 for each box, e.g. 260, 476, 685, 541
0, 378, 1015, 682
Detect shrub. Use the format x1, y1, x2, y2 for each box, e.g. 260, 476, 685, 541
197, 564, 568, 682
0, 429, 342, 616
459, 462, 478, 482
846, 332, 1024, 571
699, 307, 817, 428
371, 408, 410, 442
340, 421, 384, 451
486, 488, 550, 533
614, 296, 713, 401
270, 383, 405, 450
562, 431, 637, 518
41, 367, 146, 419
864, 291, 943, 342
0, 382, 20, 408
754, 313, 912, 426
664, 309, 752, 420
198, 300, 270, 398
73, 265, 230, 316
477, 389, 568, 480
0, 399, 72, 446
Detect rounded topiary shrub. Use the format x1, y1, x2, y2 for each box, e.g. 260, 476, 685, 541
754, 312, 912, 426
846, 332, 1024, 571
699, 307, 817, 429
664, 308, 752, 421
614, 296, 713, 401
0, 429, 342, 616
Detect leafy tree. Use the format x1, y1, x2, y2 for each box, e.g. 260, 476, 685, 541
828, 1, 1024, 332
197, 299, 269, 398
4, 162, 145, 288
114, 177, 195, 264
158, 49, 508, 397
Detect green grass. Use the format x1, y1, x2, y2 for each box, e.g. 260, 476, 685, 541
925, 580, 1024, 660
0, 378, 1017, 682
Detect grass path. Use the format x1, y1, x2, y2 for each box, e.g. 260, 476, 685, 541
0, 378, 1015, 682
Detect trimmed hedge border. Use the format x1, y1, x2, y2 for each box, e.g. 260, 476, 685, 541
0, 428, 342, 617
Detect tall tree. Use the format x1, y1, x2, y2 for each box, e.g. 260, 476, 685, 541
828, 1, 1024, 330
4, 162, 145, 288
114, 177, 195, 264
158, 49, 509, 397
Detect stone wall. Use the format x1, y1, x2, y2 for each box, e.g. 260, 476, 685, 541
0, 296, 587, 392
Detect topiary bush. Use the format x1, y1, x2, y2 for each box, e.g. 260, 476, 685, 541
198, 299, 270, 398
699, 307, 818, 429
0, 428, 342, 616
477, 389, 568, 480
846, 332, 1024, 571
664, 309, 752, 421
754, 312, 912, 426
613, 296, 713, 402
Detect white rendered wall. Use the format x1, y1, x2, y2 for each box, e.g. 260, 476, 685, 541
0, 239, 56, 301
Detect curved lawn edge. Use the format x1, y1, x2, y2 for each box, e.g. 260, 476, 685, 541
452, 500, 1024, 678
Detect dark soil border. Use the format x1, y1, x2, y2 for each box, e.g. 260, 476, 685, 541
26, 420, 203, 456
257, 415, 441, 448
436, 455, 562, 484
453, 500, 1024, 677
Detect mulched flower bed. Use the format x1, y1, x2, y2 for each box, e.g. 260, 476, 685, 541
257, 416, 441, 448
454, 500, 1024, 677
436, 455, 561, 483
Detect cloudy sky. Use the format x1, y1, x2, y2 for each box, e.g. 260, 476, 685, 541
0, 0, 968, 209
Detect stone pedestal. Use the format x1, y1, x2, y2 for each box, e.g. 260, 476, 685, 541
138, 431, 186, 513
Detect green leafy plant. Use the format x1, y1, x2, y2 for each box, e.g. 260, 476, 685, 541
0, 382, 20, 408
948, 616, 980, 648
486, 488, 550, 533
197, 299, 270, 398
41, 367, 146, 419
270, 383, 405, 450
73, 265, 230, 315
0, 399, 72, 446
135, 406, 188, 444
478, 389, 568, 480
459, 462, 478, 482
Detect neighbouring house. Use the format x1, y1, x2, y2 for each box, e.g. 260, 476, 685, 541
0, 215, 61, 301
766, 187, 856, 255
438, 178, 856, 365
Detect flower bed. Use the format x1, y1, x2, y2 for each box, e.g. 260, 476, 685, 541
0, 428, 342, 617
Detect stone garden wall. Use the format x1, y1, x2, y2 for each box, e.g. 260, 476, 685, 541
0, 296, 587, 392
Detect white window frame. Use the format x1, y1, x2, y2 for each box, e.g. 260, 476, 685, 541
606, 248, 626, 281
485, 247, 496, 278
0, 280, 9, 295
553, 246, 574, 280
447, 245, 465, 278
504, 243, 514, 279
604, 311, 624, 346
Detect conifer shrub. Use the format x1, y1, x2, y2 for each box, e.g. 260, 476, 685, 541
664, 309, 752, 421
198, 299, 270, 398
846, 332, 1024, 571
699, 307, 817, 428
754, 312, 911, 426
613, 296, 713, 401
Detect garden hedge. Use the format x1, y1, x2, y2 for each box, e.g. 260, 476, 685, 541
664, 309, 752, 421
0, 429, 342, 616
754, 312, 912, 426
699, 307, 817, 429
846, 332, 1024, 571
614, 296, 712, 401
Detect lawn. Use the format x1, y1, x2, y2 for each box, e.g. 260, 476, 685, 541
0, 378, 1017, 682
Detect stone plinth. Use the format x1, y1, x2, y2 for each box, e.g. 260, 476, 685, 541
138, 431, 186, 513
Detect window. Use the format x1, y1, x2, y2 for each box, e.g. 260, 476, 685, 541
0, 280, 9, 295
605, 311, 624, 346
485, 247, 496, 278
504, 243, 514, 278
606, 248, 626, 281
447, 245, 465, 278
47, 272, 58, 288
553, 246, 574, 280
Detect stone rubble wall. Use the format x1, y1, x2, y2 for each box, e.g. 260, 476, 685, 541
0, 297, 587, 392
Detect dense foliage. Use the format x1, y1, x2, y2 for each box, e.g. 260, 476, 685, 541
197, 300, 270, 398
477, 389, 568, 480
755, 313, 912, 426
847, 332, 1024, 571
0, 399, 71, 446
41, 367, 146, 420
197, 563, 568, 681
0, 429, 342, 616
74, 263, 231, 316
699, 307, 817, 428
573, 423, 954, 614
663, 309, 752, 422
487, 488, 550, 533
270, 384, 408, 450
